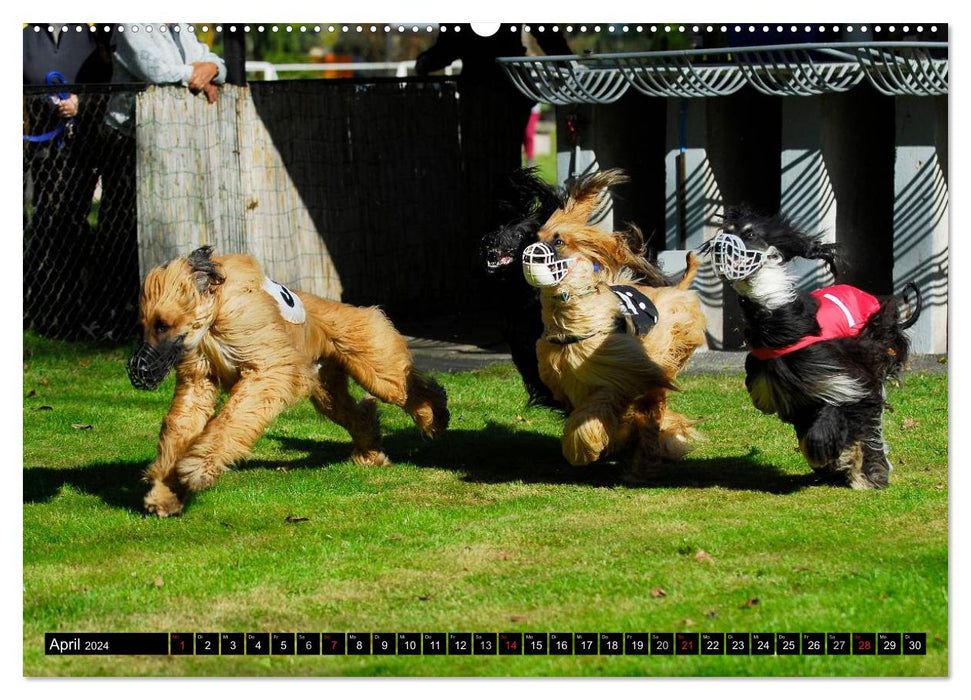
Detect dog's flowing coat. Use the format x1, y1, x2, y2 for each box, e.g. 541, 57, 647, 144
529, 170, 707, 478
704, 207, 921, 489
133, 247, 449, 516
480, 167, 678, 410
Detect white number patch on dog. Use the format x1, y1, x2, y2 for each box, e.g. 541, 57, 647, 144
261, 277, 306, 324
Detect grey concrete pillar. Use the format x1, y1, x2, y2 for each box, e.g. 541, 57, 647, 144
555, 105, 613, 230
893, 96, 948, 354
664, 98, 720, 349
780, 95, 837, 289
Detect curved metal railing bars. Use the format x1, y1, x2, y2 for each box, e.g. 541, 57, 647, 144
853, 44, 948, 96
736, 49, 864, 96
501, 59, 630, 104
500, 60, 555, 103
496, 42, 947, 103
615, 55, 748, 98
567, 59, 631, 103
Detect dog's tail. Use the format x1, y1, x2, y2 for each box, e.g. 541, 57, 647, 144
897, 282, 923, 330
675, 252, 701, 290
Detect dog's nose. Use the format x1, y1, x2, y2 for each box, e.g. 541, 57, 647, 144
522, 242, 576, 287
127, 338, 185, 390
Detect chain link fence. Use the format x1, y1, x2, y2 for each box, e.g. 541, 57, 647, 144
23, 86, 141, 341
24, 79, 525, 343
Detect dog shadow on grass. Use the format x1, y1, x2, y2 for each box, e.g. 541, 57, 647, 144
22, 423, 816, 513
267, 420, 818, 495
22, 437, 362, 513
23, 460, 153, 512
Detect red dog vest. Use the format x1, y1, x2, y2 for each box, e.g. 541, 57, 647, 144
749, 285, 882, 360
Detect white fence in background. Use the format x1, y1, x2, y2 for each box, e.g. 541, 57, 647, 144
245, 60, 461, 80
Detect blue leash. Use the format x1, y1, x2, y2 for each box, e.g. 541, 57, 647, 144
23, 71, 73, 146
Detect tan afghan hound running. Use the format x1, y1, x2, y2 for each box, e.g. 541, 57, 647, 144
522, 170, 707, 480
128, 246, 449, 516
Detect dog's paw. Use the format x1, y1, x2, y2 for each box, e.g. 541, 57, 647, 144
422, 406, 451, 439
562, 415, 611, 466
181, 469, 220, 493
175, 456, 224, 493
144, 482, 185, 518
562, 437, 602, 466
351, 449, 392, 467
850, 462, 891, 490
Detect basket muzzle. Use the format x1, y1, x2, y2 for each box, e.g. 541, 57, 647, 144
522, 241, 578, 288
127, 337, 185, 391
702, 232, 767, 281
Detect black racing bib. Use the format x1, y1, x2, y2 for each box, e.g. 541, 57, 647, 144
611, 285, 659, 336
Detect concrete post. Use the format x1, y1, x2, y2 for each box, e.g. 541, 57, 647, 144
893, 96, 948, 354
663, 98, 721, 349
780, 95, 837, 289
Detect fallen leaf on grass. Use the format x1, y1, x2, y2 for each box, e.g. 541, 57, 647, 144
651, 587, 667, 598
153, 576, 164, 588
39, 377, 50, 387
683, 619, 696, 627
902, 418, 920, 430
510, 615, 528, 622
792, 566, 811, 573
71, 424, 93, 430
693, 550, 714, 563
739, 598, 760, 609
285, 515, 309, 523
705, 610, 718, 619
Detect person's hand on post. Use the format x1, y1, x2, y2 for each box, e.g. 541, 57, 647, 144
202, 82, 220, 104
188, 62, 219, 93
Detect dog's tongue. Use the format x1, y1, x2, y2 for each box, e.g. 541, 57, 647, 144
487, 254, 515, 269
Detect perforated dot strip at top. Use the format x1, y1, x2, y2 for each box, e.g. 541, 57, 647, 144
29, 24, 942, 36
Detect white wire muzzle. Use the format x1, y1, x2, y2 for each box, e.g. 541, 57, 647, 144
522, 241, 578, 287
705, 232, 767, 281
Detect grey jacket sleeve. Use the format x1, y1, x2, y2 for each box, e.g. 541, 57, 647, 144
113, 24, 226, 85
174, 24, 227, 84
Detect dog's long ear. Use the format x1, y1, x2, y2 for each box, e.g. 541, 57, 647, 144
733, 208, 843, 278
612, 223, 667, 286
805, 239, 841, 278
768, 217, 842, 277
563, 169, 629, 225
187, 246, 226, 294
501, 166, 564, 220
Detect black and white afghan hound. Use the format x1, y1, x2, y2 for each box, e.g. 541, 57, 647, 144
699, 206, 922, 489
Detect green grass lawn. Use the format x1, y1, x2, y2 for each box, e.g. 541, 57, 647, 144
22, 334, 948, 677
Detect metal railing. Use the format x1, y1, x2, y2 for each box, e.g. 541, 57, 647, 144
497, 42, 948, 103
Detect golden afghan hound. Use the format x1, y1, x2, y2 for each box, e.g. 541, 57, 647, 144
522, 170, 707, 479
128, 246, 449, 516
